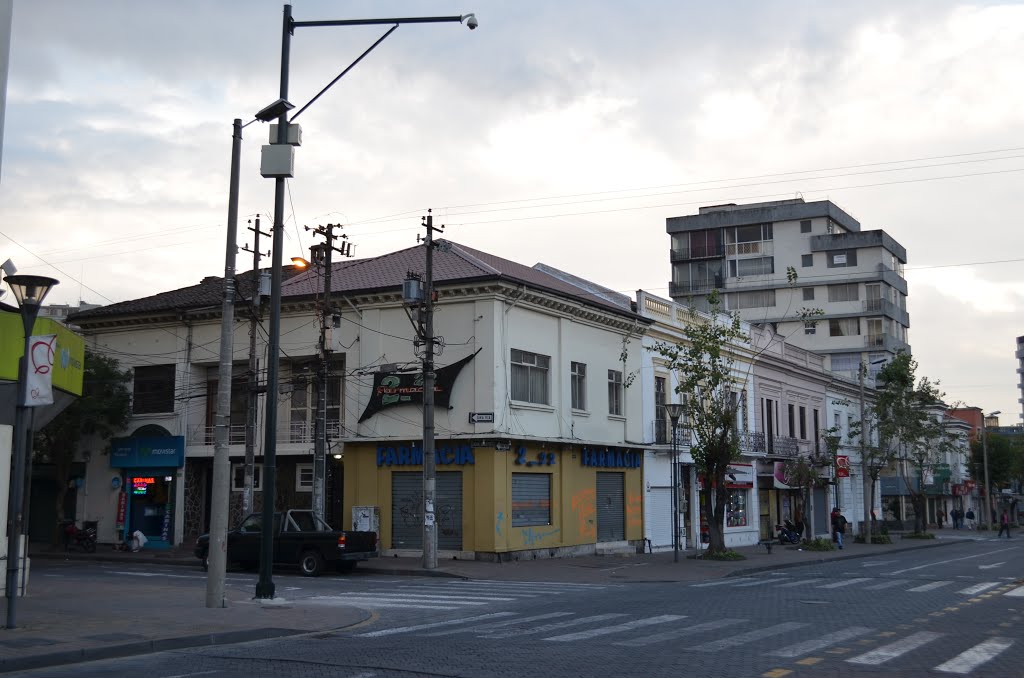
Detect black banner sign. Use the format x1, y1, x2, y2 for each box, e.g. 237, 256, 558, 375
357, 348, 480, 423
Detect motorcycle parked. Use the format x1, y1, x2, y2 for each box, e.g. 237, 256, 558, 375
776, 523, 800, 545
60, 520, 97, 553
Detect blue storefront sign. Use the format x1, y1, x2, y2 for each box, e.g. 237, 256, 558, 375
110, 436, 185, 468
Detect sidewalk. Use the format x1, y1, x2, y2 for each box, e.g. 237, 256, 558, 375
5, 530, 969, 674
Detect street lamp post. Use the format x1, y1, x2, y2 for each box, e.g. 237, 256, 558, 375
253, 4, 477, 599
3, 274, 59, 629
981, 410, 1000, 528
664, 403, 685, 563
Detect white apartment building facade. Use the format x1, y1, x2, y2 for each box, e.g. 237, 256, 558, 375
666, 198, 910, 379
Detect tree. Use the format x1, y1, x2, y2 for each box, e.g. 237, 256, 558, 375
652, 290, 749, 556
873, 353, 956, 533
34, 350, 132, 543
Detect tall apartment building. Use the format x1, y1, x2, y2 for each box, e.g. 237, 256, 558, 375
1016, 335, 1024, 422
666, 198, 910, 377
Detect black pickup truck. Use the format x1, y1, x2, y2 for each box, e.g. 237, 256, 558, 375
195, 510, 378, 577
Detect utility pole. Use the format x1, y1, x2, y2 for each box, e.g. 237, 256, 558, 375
241, 217, 270, 515
207, 118, 242, 609
306, 223, 351, 521
403, 210, 444, 569
859, 363, 872, 545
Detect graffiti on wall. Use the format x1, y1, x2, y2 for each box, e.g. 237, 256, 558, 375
520, 526, 560, 547
495, 511, 504, 537
627, 494, 643, 529
571, 488, 597, 540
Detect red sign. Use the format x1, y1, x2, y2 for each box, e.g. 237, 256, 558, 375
115, 490, 127, 529
836, 456, 850, 478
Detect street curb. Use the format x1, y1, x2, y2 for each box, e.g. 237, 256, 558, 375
30, 551, 202, 568
726, 539, 955, 577
0, 612, 374, 675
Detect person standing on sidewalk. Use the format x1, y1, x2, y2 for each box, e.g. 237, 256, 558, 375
997, 509, 1011, 538
965, 507, 976, 530
831, 507, 847, 549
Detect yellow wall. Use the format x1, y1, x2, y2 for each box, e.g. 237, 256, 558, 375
342, 440, 644, 554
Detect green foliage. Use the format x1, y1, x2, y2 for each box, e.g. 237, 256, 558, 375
651, 290, 749, 555
968, 433, 1021, 489
696, 549, 746, 561
803, 537, 836, 551
34, 350, 132, 535
854, 533, 893, 544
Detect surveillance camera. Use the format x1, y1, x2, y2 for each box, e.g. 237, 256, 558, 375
462, 13, 478, 30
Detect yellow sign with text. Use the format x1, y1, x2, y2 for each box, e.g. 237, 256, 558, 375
0, 311, 84, 396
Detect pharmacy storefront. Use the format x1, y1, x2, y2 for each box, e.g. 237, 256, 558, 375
109, 436, 185, 549
343, 439, 644, 559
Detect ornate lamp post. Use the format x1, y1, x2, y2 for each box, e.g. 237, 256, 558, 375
3, 274, 59, 629
664, 403, 685, 563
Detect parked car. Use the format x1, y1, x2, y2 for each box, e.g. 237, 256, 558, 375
195, 509, 378, 577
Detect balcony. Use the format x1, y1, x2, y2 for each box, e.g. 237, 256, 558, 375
669, 276, 723, 297
188, 421, 344, 446
670, 244, 725, 262
653, 419, 692, 447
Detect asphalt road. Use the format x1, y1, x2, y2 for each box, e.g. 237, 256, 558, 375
20, 538, 1024, 678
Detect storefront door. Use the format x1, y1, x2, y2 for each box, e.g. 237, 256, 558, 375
127, 472, 175, 548
391, 471, 463, 550
596, 472, 625, 542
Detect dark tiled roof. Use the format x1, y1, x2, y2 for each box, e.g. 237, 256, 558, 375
68, 266, 309, 322
280, 240, 640, 318
72, 241, 643, 324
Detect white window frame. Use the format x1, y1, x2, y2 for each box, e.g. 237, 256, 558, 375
231, 463, 263, 492
295, 463, 313, 492
608, 369, 624, 416
570, 361, 587, 411
511, 349, 551, 405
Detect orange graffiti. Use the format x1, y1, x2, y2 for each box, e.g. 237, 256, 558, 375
571, 488, 596, 540
626, 494, 643, 528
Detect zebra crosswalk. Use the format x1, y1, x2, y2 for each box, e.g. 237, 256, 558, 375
305, 579, 617, 612
351, 610, 1017, 674
688, 577, 1023, 598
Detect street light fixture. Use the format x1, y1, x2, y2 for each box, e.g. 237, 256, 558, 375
981, 409, 1000, 527
252, 4, 477, 599
663, 403, 685, 563
3, 273, 58, 629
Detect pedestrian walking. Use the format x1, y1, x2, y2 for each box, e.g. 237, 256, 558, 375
997, 509, 1011, 538
831, 507, 847, 549
950, 509, 958, 529
965, 508, 975, 530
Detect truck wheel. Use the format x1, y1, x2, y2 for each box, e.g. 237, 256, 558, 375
299, 550, 324, 577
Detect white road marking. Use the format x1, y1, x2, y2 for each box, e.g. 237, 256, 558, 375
818, 577, 871, 589
864, 579, 911, 590
733, 579, 785, 587
778, 578, 824, 587
444, 580, 608, 588
310, 599, 461, 610
163, 671, 222, 678
957, 582, 1000, 595
978, 562, 1005, 570
357, 592, 519, 601
889, 547, 1018, 575
769, 626, 874, 657
691, 578, 753, 587
614, 619, 746, 647
691, 622, 807, 652
310, 595, 489, 607
424, 612, 573, 636
846, 631, 943, 665
907, 581, 953, 592
356, 612, 516, 637
544, 614, 685, 642
486, 614, 627, 639
1005, 585, 1024, 598
935, 637, 1014, 674
862, 560, 898, 567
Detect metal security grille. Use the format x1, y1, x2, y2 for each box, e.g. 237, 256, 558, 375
596, 471, 625, 542
391, 471, 463, 550
645, 486, 671, 548
511, 474, 551, 527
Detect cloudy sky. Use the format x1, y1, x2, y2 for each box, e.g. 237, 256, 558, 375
1, 0, 1022, 422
